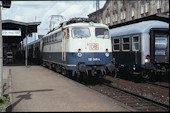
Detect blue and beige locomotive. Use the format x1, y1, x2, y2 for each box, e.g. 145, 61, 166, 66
109, 20, 169, 79
41, 18, 115, 78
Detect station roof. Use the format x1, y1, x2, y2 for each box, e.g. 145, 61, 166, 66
2, 19, 41, 44
109, 13, 169, 29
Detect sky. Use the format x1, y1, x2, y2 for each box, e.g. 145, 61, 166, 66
2, 0, 106, 35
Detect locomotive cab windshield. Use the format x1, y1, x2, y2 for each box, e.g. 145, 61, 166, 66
95, 28, 109, 39
72, 28, 90, 38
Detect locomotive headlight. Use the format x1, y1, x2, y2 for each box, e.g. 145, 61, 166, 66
77, 53, 82, 57
105, 52, 110, 57
77, 49, 82, 57
105, 48, 109, 57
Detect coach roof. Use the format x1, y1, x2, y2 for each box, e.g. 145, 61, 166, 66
109, 20, 169, 37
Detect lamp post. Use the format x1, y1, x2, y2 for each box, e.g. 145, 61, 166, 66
25, 27, 28, 67
0, 0, 11, 96
0, 2, 3, 96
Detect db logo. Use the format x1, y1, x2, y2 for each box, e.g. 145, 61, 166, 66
89, 43, 99, 50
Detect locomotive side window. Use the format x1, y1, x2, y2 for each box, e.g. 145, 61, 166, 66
46, 37, 48, 43
47, 36, 50, 44
57, 31, 62, 41
44, 37, 46, 44
55, 33, 58, 41
50, 35, 52, 42
51, 35, 53, 42
52, 34, 55, 42
113, 38, 120, 51
132, 36, 140, 51
46, 37, 48, 44
122, 37, 130, 51
95, 28, 109, 39
72, 28, 90, 38
50, 35, 53, 42
47, 36, 49, 43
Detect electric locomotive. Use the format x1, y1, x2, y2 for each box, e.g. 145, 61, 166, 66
41, 18, 115, 78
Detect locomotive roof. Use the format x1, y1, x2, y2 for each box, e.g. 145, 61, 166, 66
66, 22, 108, 28
44, 22, 108, 37
109, 20, 169, 37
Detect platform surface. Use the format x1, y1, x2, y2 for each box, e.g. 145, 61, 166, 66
3, 66, 135, 112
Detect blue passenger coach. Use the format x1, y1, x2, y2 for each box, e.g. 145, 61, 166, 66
110, 20, 169, 78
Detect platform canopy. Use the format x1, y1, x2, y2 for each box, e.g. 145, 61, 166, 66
2, 19, 41, 43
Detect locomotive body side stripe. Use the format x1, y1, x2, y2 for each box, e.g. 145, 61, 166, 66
42, 52, 113, 67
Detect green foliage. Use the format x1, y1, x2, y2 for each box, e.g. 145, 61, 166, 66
0, 94, 10, 110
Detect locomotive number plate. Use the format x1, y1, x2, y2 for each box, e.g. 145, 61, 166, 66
88, 58, 100, 61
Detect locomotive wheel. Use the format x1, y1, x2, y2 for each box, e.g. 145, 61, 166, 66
141, 70, 149, 79
48, 64, 52, 70
61, 67, 67, 75
55, 65, 61, 73
81, 72, 88, 79
107, 70, 117, 78
97, 70, 104, 78
42, 61, 46, 67
113, 70, 117, 78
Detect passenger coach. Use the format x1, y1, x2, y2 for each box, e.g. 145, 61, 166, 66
110, 20, 169, 78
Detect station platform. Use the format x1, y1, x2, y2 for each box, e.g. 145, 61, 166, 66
3, 66, 135, 112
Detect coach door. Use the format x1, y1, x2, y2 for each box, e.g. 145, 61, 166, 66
150, 29, 169, 63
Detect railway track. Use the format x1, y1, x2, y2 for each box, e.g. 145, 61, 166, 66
87, 81, 169, 112
145, 81, 169, 89
50, 70, 169, 112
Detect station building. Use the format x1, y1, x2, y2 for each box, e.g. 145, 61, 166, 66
2, 20, 41, 65
88, 0, 169, 27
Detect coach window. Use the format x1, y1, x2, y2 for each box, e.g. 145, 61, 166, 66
122, 37, 130, 51
44, 37, 46, 44
47, 36, 49, 44
72, 28, 90, 38
113, 38, 120, 51
132, 36, 140, 51
43, 38, 44, 44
